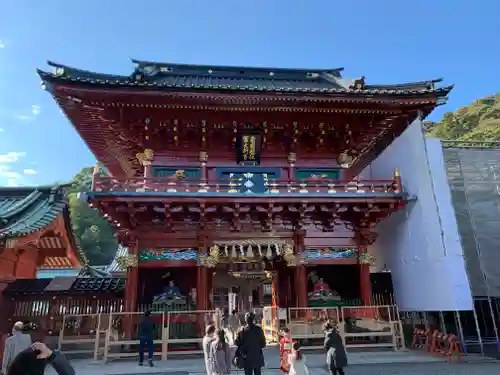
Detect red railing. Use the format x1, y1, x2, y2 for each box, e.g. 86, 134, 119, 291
93, 176, 401, 195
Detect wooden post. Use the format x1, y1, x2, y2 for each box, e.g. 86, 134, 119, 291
287, 152, 296, 183
137, 149, 154, 190
200, 151, 208, 184
91, 164, 100, 191
393, 168, 403, 193
293, 231, 308, 308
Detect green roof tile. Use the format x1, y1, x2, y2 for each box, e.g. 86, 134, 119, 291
0, 184, 70, 238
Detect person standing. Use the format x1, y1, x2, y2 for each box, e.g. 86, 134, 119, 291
227, 310, 241, 344
6, 342, 75, 375
323, 322, 347, 375
203, 325, 216, 375
2, 321, 32, 375
279, 327, 293, 373
138, 311, 154, 367
209, 329, 232, 375
234, 312, 266, 375
288, 342, 309, 375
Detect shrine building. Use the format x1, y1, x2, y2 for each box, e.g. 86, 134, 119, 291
37, 60, 454, 314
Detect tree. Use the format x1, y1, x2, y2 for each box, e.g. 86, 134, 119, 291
68, 167, 117, 265
426, 94, 500, 141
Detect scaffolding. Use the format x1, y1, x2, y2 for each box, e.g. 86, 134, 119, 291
439, 141, 500, 356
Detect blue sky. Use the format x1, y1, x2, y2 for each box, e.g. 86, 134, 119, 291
0, 0, 498, 186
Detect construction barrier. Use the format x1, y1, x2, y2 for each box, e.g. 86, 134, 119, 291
103, 311, 164, 362
57, 314, 102, 359
165, 310, 215, 358
49, 305, 406, 361
411, 328, 431, 350
411, 328, 462, 362
340, 305, 401, 350
288, 307, 340, 349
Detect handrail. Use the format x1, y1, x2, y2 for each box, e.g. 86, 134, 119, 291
92, 176, 402, 195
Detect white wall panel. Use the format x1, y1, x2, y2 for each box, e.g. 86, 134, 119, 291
363, 119, 473, 311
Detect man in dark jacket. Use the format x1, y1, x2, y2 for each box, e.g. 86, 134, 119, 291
138, 311, 154, 367
234, 312, 266, 375
324, 322, 347, 375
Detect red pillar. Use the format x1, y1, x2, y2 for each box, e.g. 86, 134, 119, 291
293, 230, 308, 308
271, 272, 279, 308
295, 266, 308, 308
359, 262, 372, 306
196, 266, 209, 310
124, 240, 139, 337
353, 229, 376, 306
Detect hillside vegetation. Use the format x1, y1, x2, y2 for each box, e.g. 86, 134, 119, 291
426, 94, 500, 141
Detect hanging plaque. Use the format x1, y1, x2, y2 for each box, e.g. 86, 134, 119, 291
236, 133, 262, 164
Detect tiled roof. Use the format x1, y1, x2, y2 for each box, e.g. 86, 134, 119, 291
106, 245, 128, 273
3, 278, 52, 295
2, 277, 125, 295
40, 256, 76, 269
37, 60, 453, 97
0, 185, 70, 238
71, 277, 125, 293
78, 265, 112, 277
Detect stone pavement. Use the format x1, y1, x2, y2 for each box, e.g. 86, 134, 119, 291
44, 347, 498, 375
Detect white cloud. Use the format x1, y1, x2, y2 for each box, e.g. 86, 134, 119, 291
0, 40, 4, 49
0, 152, 26, 163
15, 105, 41, 121
3, 171, 21, 179
23, 169, 37, 175
0, 127, 3, 132
0, 166, 22, 186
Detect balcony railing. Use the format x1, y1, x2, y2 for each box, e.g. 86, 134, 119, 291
93, 176, 402, 195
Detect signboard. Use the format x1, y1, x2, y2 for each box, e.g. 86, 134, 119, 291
228, 292, 237, 313
236, 133, 262, 164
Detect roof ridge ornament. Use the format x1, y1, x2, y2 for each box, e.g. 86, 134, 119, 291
349, 76, 366, 90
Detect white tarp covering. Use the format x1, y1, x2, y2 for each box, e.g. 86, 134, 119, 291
363, 119, 473, 311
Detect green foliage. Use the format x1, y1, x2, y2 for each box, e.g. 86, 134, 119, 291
68, 167, 117, 265
426, 94, 500, 141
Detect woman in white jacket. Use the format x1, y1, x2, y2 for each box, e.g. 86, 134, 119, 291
202, 325, 216, 375
288, 342, 309, 375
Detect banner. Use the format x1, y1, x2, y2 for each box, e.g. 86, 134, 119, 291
228, 292, 237, 313
236, 133, 262, 164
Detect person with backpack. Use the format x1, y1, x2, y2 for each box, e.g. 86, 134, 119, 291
234, 312, 266, 375
209, 329, 232, 375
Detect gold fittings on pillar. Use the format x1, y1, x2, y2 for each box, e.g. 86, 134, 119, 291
136, 149, 154, 166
